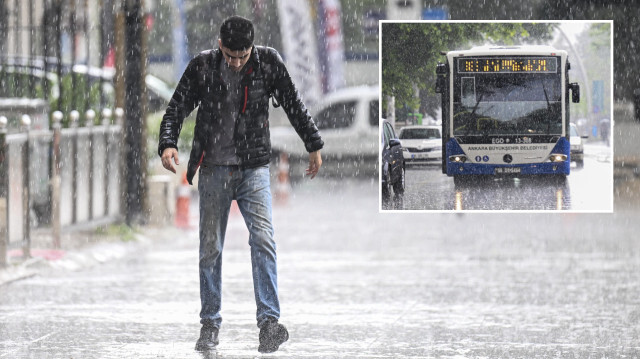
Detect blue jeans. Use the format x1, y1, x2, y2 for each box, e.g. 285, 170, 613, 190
197, 164, 279, 329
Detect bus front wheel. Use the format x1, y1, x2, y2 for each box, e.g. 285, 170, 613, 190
453, 175, 469, 188
549, 174, 567, 186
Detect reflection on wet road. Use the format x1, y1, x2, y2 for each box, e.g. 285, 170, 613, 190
451, 175, 571, 210
401, 145, 612, 211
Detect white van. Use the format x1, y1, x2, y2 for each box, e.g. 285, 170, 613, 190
270, 85, 379, 177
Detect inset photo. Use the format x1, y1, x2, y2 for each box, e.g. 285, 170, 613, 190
380, 21, 613, 212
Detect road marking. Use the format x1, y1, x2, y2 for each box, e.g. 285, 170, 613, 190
30, 332, 57, 344
0, 331, 57, 357
365, 300, 419, 350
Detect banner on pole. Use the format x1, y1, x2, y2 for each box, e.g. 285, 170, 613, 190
318, 0, 345, 93
276, 0, 322, 105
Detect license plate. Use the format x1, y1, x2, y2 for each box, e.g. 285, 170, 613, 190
495, 167, 521, 174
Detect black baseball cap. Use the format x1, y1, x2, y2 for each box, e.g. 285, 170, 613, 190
219, 15, 254, 51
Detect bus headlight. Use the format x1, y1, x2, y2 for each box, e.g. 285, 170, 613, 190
449, 155, 467, 163
548, 154, 567, 162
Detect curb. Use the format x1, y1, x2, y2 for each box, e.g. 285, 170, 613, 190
0, 229, 157, 286
0, 257, 42, 286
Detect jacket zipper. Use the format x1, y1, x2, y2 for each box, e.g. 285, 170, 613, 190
242, 86, 248, 114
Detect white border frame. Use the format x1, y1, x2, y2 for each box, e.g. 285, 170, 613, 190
379, 20, 614, 214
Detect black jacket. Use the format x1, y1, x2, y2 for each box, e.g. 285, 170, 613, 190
158, 46, 323, 184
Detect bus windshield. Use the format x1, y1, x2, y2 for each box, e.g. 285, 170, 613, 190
453, 73, 562, 136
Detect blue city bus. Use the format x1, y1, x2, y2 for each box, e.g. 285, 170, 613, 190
435, 46, 580, 184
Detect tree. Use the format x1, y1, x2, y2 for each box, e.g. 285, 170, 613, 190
536, 0, 639, 109
381, 22, 554, 118
568, 23, 612, 120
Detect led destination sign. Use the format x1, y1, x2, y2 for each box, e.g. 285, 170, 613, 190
458, 57, 558, 73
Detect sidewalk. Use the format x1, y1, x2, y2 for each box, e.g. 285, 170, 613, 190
0, 225, 150, 287
583, 140, 611, 160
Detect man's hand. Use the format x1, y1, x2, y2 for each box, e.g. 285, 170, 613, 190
161, 148, 180, 174
306, 150, 322, 179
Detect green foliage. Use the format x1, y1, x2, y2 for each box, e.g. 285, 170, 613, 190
589, 23, 611, 52
382, 23, 554, 117
572, 23, 612, 119
0, 69, 107, 127
95, 224, 138, 242
146, 110, 196, 160
53, 74, 106, 127
536, 0, 638, 102
0, 69, 45, 99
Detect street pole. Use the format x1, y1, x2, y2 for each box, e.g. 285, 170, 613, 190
386, 95, 396, 128
51, 111, 63, 249
21, 115, 31, 259
0, 116, 7, 268
123, 0, 147, 225
555, 25, 593, 128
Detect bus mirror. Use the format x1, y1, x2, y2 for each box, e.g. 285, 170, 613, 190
569, 83, 580, 103
436, 63, 447, 74
435, 76, 445, 94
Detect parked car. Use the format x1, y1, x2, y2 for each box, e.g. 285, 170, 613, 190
381, 119, 404, 209
270, 85, 379, 176
570, 122, 587, 168
397, 125, 442, 165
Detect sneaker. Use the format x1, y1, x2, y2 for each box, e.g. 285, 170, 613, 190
258, 320, 289, 353
195, 325, 219, 351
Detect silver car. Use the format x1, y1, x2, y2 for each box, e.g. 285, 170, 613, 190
397, 125, 442, 165
570, 123, 587, 168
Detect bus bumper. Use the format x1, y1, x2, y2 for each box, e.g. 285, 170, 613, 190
445, 137, 571, 176
446, 160, 570, 176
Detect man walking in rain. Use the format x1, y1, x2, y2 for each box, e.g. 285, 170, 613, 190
158, 15, 323, 353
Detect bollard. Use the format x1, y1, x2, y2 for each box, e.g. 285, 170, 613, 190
274, 152, 292, 205
114, 107, 124, 126
69, 110, 80, 125
147, 175, 173, 226
175, 172, 191, 228
21, 115, 31, 258
101, 108, 113, 126
51, 111, 63, 249
0, 116, 8, 267
85, 109, 96, 127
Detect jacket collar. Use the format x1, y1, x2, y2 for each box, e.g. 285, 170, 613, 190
211, 46, 261, 79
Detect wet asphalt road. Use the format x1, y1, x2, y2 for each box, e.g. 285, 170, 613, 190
401, 142, 613, 211
1, 175, 639, 358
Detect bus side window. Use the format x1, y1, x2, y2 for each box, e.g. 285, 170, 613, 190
461, 77, 476, 107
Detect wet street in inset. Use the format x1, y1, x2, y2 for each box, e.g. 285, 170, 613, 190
401, 143, 613, 211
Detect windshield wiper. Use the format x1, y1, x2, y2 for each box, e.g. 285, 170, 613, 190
542, 82, 552, 134
463, 94, 484, 136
